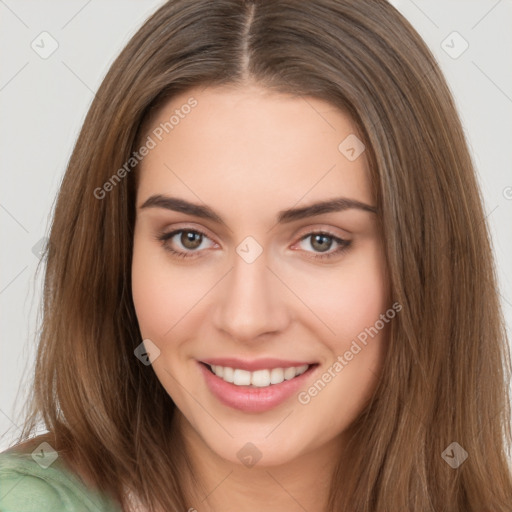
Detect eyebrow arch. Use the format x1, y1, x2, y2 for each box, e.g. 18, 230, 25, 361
139, 194, 377, 225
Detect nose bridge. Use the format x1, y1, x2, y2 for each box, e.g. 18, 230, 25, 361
212, 243, 289, 341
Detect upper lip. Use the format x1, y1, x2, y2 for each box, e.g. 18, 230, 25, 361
200, 357, 316, 372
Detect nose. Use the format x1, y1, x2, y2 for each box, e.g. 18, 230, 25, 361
212, 248, 291, 344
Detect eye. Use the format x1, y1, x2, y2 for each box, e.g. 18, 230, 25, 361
156, 228, 215, 259
294, 231, 351, 260
156, 228, 351, 261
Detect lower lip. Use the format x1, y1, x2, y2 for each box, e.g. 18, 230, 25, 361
198, 362, 317, 413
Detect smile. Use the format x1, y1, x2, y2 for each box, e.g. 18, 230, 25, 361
198, 359, 318, 413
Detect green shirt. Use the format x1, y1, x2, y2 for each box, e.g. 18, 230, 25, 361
0, 450, 121, 511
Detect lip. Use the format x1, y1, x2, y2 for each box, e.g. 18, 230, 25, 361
198, 360, 318, 413
200, 357, 315, 372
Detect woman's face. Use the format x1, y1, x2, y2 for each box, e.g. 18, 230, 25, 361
132, 84, 390, 467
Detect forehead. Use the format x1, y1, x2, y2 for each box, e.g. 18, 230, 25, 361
136, 84, 373, 215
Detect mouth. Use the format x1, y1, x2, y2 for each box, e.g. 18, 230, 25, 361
197, 359, 319, 413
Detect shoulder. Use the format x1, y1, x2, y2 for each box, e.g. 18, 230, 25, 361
0, 452, 65, 511
0, 436, 121, 512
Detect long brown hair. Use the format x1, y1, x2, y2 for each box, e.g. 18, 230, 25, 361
11, 0, 512, 510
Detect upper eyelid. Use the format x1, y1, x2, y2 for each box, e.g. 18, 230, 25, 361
159, 223, 217, 242
160, 221, 350, 240
167, 228, 217, 246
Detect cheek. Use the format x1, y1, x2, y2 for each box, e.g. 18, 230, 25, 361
131, 234, 201, 340
299, 243, 389, 345
295, 248, 390, 437
132, 239, 166, 338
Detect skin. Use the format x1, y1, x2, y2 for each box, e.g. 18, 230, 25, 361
131, 83, 390, 511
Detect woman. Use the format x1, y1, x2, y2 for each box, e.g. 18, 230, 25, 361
1, 0, 511, 511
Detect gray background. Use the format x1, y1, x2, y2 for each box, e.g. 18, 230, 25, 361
1, 0, 511, 453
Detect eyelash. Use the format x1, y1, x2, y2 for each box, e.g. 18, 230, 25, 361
156, 228, 351, 261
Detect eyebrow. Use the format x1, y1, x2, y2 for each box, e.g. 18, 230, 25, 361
139, 194, 377, 225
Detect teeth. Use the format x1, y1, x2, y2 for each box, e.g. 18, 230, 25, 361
212, 365, 224, 378
233, 369, 251, 386
209, 364, 309, 387
270, 368, 284, 384
222, 366, 234, 383
284, 367, 296, 380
